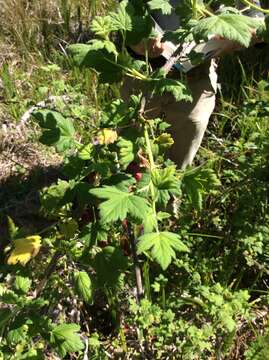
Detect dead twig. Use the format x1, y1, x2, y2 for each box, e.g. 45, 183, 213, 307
20, 95, 71, 125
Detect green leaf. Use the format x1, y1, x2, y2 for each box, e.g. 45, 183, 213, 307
258, 14, 269, 43
192, 14, 262, 47
92, 246, 128, 287
40, 180, 71, 216
90, 186, 150, 223
68, 41, 122, 84
79, 223, 108, 247
59, 219, 78, 240
0, 308, 13, 329
182, 167, 221, 211
7, 216, 18, 240
143, 208, 158, 234
149, 72, 192, 102
126, 14, 153, 45
1, 290, 20, 304
73, 271, 93, 304
78, 143, 93, 160
151, 166, 181, 206
14, 276, 31, 294
7, 326, 28, 345
33, 110, 76, 152
148, 0, 173, 15
110, 1, 153, 46
117, 138, 135, 168
137, 231, 189, 270
50, 324, 84, 358
109, 0, 133, 32
91, 16, 113, 38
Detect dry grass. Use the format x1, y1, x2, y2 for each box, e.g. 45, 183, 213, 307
0, 120, 62, 234
0, 122, 62, 183
0, 0, 114, 56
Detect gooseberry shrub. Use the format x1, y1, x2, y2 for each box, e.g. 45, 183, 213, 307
1, 1, 269, 359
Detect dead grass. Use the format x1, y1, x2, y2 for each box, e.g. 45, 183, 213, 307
228, 307, 269, 359
0, 122, 62, 183
0, 120, 62, 237
0, 0, 114, 56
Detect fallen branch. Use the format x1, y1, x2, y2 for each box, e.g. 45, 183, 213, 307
20, 95, 70, 125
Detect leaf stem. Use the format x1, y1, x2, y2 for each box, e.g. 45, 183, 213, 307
144, 125, 155, 170
143, 124, 159, 233
240, 0, 269, 14
197, 6, 214, 17
34, 251, 62, 298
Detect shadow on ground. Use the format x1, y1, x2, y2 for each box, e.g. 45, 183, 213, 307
0, 163, 63, 247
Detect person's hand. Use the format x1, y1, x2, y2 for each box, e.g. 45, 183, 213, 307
212, 36, 243, 57
213, 28, 262, 57
130, 37, 166, 58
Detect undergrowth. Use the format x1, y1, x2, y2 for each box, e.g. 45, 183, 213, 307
0, 1, 269, 359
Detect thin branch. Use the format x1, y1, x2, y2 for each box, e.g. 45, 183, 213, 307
20, 95, 70, 125
34, 251, 62, 298
127, 223, 144, 303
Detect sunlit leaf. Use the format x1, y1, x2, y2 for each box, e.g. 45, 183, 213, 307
50, 323, 84, 358
90, 186, 150, 223
148, 0, 173, 15
192, 14, 262, 47
73, 271, 93, 304
95, 129, 118, 145
7, 236, 41, 266
138, 231, 189, 270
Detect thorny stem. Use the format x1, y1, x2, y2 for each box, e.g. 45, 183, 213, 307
143, 123, 159, 233
143, 125, 155, 170
127, 223, 144, 303
126, 222, 147, 357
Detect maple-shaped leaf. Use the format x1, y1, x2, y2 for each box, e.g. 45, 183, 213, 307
192, 14, 262, 47
33, 110, 76, 153
6, 236, 41, 266
151, 166, 181, 206
14, 276, 31, 294
182, 167, 221, 211
90, 186, 150, 223
109, 0, 133, 32
148, 0, 173, 15
68, 41, 121, 83
149, 71, 192, 102
117, 138, 135, 168
137, 231, 189, 270
91, 16, 113, 38
50, 324, 84, 358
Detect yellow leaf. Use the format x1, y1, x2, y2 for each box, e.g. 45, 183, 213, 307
96, 129, 118, 145
155, 133, 174, 148
7, 235, 41, 266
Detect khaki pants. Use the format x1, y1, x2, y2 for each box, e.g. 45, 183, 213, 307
121, 59, 218, 169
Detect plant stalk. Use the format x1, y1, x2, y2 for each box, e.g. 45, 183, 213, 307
127, 223, 144, 303
34, 251, 62, 298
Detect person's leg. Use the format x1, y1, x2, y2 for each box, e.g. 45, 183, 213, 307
121, 59, 218, 169
147, 60, 218, 169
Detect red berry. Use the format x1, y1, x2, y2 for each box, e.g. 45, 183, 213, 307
127, 161, 141, 174
134, 172, 143, 182
122, 219, 128, 228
